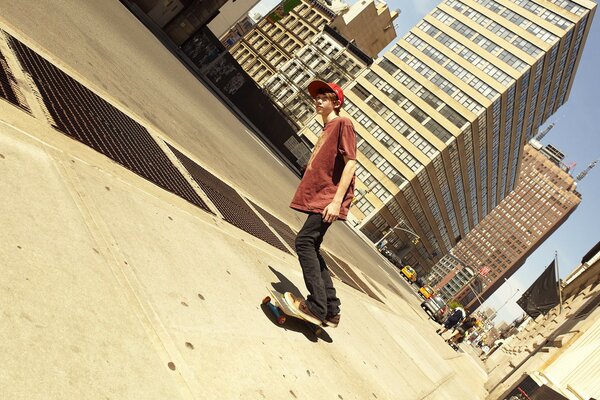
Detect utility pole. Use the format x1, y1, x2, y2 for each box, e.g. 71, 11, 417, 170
446, 253, 484, 306
374, 220, 421, 247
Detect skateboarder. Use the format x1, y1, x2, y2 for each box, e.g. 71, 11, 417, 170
287, 80, 357, 328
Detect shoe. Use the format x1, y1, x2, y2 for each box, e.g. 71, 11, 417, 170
284, 293, 322, 325
324, 314, 340, 328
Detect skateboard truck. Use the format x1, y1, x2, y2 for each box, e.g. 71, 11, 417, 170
262, 289, 323, 335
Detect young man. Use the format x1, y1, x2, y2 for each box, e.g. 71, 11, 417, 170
286, 80, 357, 328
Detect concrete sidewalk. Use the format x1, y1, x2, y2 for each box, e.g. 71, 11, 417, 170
0, 1, 488, 398
0, 118, 487, 398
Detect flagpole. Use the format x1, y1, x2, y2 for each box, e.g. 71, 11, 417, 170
556, 251, 563, 314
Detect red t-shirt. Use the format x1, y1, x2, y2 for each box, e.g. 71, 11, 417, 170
290, 116, 357, 220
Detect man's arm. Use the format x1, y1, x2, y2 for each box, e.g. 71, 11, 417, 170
322, 156, 357, 223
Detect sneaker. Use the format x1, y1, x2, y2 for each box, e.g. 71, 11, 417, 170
284, 293, 322, 325
324, 314, 340, 328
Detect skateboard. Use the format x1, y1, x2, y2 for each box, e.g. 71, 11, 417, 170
262, 288, 324, 335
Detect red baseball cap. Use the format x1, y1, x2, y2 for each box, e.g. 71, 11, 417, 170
307, 80, 344, 106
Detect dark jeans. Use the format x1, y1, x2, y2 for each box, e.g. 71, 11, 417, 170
295, 213, 341, 320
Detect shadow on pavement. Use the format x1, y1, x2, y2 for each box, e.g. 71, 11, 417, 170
263, 266, 333, 343
268, 265, 303, 296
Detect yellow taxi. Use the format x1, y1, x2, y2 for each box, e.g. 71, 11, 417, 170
400, 265, 417, 283
418, 285, 435, 300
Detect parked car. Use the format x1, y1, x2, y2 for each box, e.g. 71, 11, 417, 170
418, 285, 435, 300
421, 295, 448, 323
400, 265, 417, 283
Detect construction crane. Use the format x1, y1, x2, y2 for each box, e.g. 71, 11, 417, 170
535, 122, 555, 141
576, 160, 598, 181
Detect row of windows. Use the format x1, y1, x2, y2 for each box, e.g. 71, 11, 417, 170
510, 0, 575, 30
346, 93, 440, 159
489, 98, 501, 209
508, 70, 531, 190
395, 37, 501, 100
420, 27, 516, 86
353, 75, 452, 141
460, 0, 558, 45
445, 0, 546, 57
543, 29, 573, 122
361, 73, 454, 143
429, 10, 530, 71
355, 161, 393, 203
403, 185, 443, 258
357, 136, 407, 187
370, 122, 424, 172
257, 23, 303, 54
558, 15, 588, 107
418, 170, 453, 250
477, 112, 488, 216
433, 156, 461, 238
355, 195, 375, 216
379, 56, 484, 115
311, 36, 362, 76
369, 66, 468, 129
449, 142, 470, 233
499, 84, 517, 200
524, 59, 546, 141
535, 44, 560, 129
463, 128, 478, 225
546, 0, 588, 16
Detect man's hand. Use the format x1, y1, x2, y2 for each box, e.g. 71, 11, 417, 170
322, 201, 341, 223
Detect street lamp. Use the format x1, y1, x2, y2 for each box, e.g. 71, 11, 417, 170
446, 253, 484, 306
374, 220, 421, 247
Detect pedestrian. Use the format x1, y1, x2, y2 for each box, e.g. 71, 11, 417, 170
447, 316, 478, 345
286, 80, 357, 328
436, 306, 465, 336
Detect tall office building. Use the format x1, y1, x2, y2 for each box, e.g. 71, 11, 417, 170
297, 0, 595, 273
432, 142, 581, 309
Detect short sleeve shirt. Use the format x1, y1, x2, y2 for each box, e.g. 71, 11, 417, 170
290, 117, 356, 220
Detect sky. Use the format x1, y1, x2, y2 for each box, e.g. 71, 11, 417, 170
250, 0, 600, 324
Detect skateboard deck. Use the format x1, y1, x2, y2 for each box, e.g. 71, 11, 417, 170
262, 288, 323, 334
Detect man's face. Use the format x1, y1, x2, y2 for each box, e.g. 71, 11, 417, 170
314, 92, 337, 116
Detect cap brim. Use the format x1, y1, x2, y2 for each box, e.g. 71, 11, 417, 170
307, 80, 332, 98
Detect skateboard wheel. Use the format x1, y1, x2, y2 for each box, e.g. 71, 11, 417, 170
262, 296, 271, 305
277, 315, 286, 325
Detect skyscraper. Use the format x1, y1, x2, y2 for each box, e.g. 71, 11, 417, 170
432, 141, 581, 309
297, 0, 595, 273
